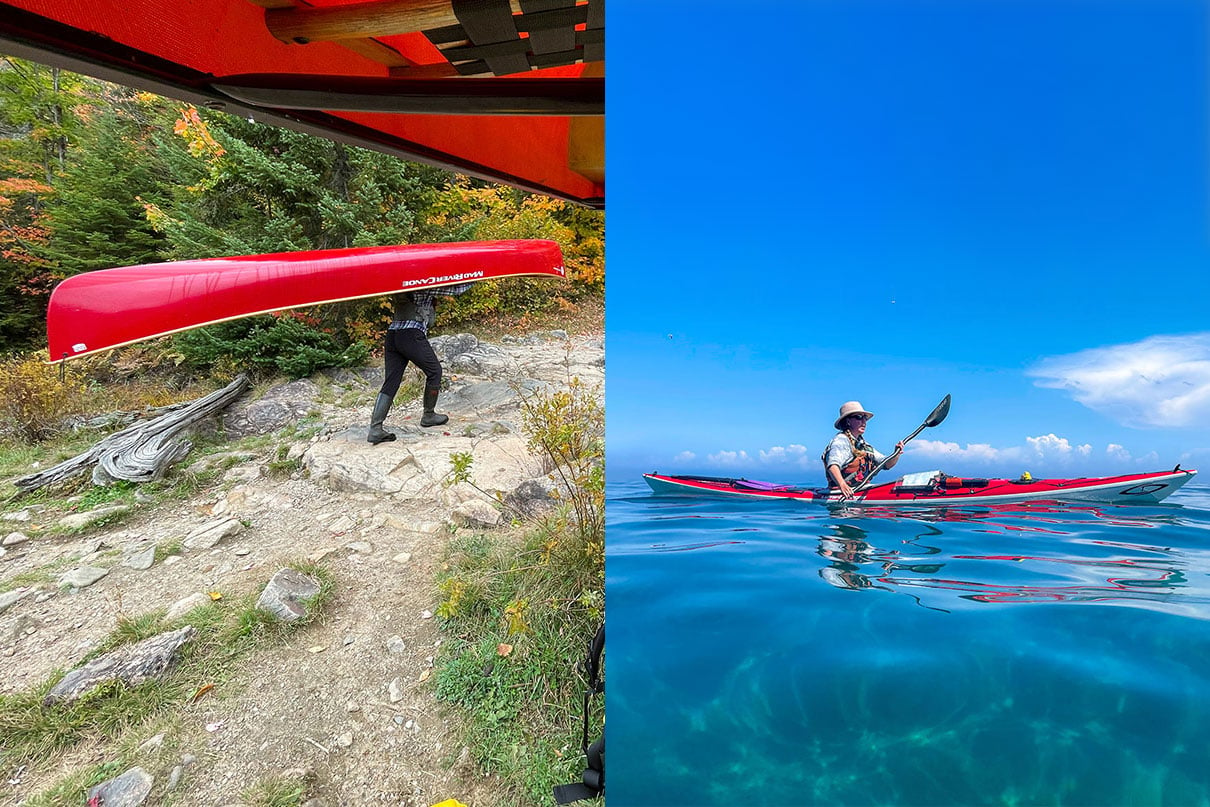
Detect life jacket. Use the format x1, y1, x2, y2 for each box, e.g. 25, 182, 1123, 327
823, 431, 876, 486
391, 292, 436, 329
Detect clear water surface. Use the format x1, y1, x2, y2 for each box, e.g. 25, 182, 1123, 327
606, 476, 1210, 806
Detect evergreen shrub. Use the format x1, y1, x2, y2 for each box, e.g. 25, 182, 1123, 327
171, 313, 369, 379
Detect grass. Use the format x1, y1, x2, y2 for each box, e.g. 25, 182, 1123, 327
243, 773, 311, 807
429, 369, 603, 806
0, 560, 334, 803
432, 520, 603, 806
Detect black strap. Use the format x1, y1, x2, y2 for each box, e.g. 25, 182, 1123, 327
554, 624, 604, 803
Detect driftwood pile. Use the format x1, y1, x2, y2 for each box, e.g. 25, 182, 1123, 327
14, 375, 250, 495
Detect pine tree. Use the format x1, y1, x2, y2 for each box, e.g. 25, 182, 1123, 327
41, 88, 170, 275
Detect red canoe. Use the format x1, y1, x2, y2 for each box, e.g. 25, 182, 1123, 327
46, 239, 564, 362
643, 469, 1198, 506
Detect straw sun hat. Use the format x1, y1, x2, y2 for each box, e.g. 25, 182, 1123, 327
834, 401, 874, 431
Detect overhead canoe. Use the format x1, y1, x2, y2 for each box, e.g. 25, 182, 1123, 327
46, 239, 564, 362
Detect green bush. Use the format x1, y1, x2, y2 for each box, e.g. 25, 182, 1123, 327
171, 313, 368, 379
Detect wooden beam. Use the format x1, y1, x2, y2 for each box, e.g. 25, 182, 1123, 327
245, 0, 424, 70
265, 0, 523, 45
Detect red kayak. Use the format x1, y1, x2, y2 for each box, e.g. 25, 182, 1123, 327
46, 240, 565, 362
643, 468, 1197, 506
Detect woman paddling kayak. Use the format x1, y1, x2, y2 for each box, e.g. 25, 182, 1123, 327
822, 400, 904, 499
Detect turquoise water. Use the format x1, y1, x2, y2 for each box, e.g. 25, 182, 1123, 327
605, 477, 1210, 806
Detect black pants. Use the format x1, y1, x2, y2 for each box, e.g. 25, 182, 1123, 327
380, 328, 442, 398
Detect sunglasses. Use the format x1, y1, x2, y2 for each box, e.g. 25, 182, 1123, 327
848, 414, 870, 422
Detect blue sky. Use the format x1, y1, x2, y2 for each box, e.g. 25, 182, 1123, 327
606, 0, 1210, 482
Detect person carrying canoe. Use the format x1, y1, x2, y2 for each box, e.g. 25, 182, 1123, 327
367, 282, 475, 444
822, 401, 904, 499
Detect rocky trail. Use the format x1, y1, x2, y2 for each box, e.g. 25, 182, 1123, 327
0, 329, 603, 807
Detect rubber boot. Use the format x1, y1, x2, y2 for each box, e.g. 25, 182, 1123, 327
420, 387, 448, 427
367, 393, 397, 443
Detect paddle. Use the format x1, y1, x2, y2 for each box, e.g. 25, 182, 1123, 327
846, 394, 952, 495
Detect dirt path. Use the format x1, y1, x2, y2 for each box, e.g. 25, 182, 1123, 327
1, 327, 603, 806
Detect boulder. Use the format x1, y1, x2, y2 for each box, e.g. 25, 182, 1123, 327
256, 568, 322, 622
222, 379, 320, 438
87, 767, 154, 807
183, 518, 244, 550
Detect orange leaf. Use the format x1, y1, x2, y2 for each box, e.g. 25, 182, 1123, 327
496, 643, 513, 657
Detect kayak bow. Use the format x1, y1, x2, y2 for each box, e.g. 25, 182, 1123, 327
643, 468, 1197, 506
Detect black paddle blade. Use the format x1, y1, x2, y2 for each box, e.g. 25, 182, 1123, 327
925, 394, 952, 427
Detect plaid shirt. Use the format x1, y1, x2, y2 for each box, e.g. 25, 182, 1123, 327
387, 283, 475, 334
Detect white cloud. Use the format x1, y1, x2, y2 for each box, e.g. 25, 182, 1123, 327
1106, 443, 1131, 461
1025, 433, 1092, 461
673, 451, 696, 463
910, 439, 1021, 463
706, 450, 751, 467
758, 444, 812, 467
1028, 332, 1210, 427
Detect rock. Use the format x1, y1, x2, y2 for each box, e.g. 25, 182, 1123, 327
256, 568, 321, 621
0, 588, 32, 614
123, 545, 157, 570
550, 329, 569, 340
222, 379, 320, 438
505, 476, 558, 517
3, 531, 30, 546
455, 381, 521, 412
431, 333, 479, 361
327, 515, 357, 535
451, 499, 502, 528
166, 592, 211, 621
448, 343, 517, 376
166, 765, 184, 791
137, 733, 165, 754
386, 636, 406, 653
183, 450, 256, 475
2, 509, 33, 522
225, 465, 262, 484
389, 677, 404, 703
58, 504, 131, 531
335, 732, 353, 748
87, 766, 153, 807
45, 627, 196, 705
184, 518, 244, 550
392, 552, 411, 565
60, 565, 109, 589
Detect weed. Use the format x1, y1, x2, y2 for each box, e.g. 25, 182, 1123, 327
244, 773, 309, 807
154, 538, 184, 562
264, 445, 301, 478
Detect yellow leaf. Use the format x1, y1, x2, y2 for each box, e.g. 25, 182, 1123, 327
418, 668, 433, 683
207, 591, 222, 601
429, 800, 469, 807
190, 683, 215, 703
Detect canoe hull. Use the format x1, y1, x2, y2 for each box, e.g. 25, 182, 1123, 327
642, 470, 1198, 506
47, 240, 565, 362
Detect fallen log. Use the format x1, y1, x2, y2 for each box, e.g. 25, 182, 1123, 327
14, 375, 251, 494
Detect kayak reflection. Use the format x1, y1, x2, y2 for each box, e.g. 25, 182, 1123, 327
813, 507, 1202, 614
